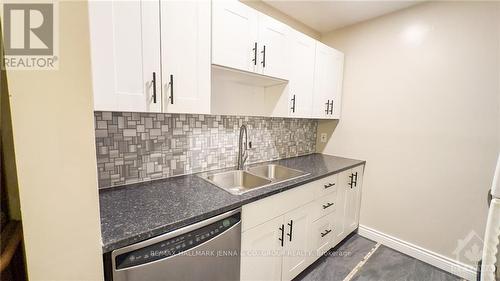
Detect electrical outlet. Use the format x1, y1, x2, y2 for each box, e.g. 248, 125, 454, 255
320, 133, 328, 143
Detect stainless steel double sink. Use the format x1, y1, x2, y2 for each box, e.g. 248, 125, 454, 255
199, 164, 309, 195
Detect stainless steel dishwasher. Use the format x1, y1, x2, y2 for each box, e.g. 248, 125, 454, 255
111, 208, 241, 281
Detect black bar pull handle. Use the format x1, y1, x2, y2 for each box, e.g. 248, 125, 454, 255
252, 42, 257, 66
291, 94, 296, 113
169, 74, 174, 105
287, 220, 293, 241
324, 183, 335, 189
348, 173, 353, 188
261, 45, 266, 67
278, 224, 284, 247
321, 229, 332, 237
152, 72, 157, 103
325, 100, 330, 114
329, 100, 334, 115
354, 172, 358, 187
322, 202, 334, 209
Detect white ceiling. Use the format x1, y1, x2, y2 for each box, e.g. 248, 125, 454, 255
262, 0, 422, 34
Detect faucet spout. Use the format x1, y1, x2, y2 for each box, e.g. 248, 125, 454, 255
237, 124, 248, 170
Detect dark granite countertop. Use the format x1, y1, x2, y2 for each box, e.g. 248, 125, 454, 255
99, 153, 365, 253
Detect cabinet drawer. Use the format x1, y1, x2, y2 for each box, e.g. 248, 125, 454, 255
242, 183, 315, 232
310, 213, 335, 257
311, 191, 337, 221
313, 174, 337, 199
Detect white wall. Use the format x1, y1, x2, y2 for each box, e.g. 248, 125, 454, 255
318, 1, 500, 267
5, 1, 104, 280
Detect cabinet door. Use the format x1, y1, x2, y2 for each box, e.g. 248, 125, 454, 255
258, 14, 290, 80
312, 42, 344, 119
333, 170, 350, 244
212, 0, 259, 73
343, 166, 364, 234
160, 0, 210, 114
331, 52, 344, 119
88, 0, 161, 112
288, 31, 315, 118
241, 216, 284, 281
282, 203, 313, 281
347, 165, 364, 232
344, 169, 357, 234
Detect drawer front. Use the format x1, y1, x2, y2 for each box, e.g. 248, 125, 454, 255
311, 191, 337, 221
313, 174, 338, 199
310, 213, 335, 257
242, 182, 315, 232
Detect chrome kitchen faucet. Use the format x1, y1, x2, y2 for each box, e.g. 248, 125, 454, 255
237, 124, 248, 170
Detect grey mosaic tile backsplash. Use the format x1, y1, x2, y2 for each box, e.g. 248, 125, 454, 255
95, 112, 318, 188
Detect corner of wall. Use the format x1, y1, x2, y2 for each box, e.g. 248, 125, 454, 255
315, 119, 339, 155
5, 1, 104, 279
0, 17, 22, 221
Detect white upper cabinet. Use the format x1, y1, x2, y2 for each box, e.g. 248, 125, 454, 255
211, 1, 345, 120
89, 0, 345, 119
89, 0, 161, 112
287, 31, 316, 118
212, 0, 289, 80
312, 42, 344, 119
212, 0, 259, 73
160, 0, 211, 114
258, 14, 290, 79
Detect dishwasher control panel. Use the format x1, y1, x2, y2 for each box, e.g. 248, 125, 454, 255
114, 213, 240, 270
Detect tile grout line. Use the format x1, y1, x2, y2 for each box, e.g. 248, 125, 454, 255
343, 243, 381, 281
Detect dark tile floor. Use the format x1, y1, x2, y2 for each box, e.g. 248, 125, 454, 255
294, 233, 376, 281
294, 233, 463, 281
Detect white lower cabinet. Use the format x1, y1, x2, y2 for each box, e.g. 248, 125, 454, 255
334, 170, 349, 244
240, 165, 364, 281
309, 212, 335, 259
310, 191, 337, 221
334, 167, 365, 244
241, 216, 284, 281
241, 203, 313, 281
345, 165, 364, 234
282, 203, 314, 281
